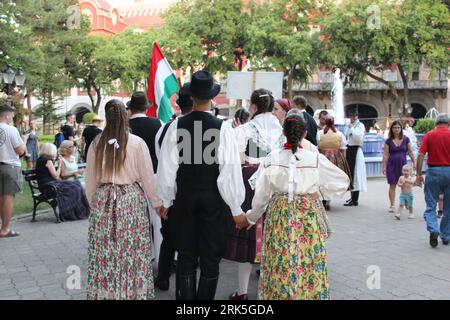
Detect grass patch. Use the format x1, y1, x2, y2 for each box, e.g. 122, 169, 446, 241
39, 134, 54, 145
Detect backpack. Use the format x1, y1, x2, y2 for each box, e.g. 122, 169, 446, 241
55, 132, 64, 148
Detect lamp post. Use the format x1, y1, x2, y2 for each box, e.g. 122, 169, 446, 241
1, 65, 26, 108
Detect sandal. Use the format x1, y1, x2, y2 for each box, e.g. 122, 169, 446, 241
389, 206, 395, 213
0, 230, 20, 238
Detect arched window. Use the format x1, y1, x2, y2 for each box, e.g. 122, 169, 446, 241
410, 103, 427, 123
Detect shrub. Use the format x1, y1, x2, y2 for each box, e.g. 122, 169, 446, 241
82, 112, 97, 124
414, 118, 435, 134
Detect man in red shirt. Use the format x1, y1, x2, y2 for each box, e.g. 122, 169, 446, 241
416, 113, 450, 248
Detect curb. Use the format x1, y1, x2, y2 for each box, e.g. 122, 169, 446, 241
12, 209, 53, 222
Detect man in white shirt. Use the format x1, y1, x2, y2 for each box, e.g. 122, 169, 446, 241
157, 71, 246, 300
153, 83, 193, 292
345, 109, 367, 206
0, 103, 26, 238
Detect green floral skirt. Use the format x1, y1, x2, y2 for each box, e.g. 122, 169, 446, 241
87, 183, 154, 300
258, 193, 330, 300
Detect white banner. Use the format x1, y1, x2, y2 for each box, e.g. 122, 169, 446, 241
226, 71, 284, 100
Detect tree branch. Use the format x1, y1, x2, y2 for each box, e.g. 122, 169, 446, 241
365, 70, 398, 100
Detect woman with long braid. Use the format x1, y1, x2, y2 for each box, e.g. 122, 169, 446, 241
224, 89, 283, 300
239, 114, 350, 300
85, 99, 162, 300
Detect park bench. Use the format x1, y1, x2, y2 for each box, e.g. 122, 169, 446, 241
22, 163, 86, 223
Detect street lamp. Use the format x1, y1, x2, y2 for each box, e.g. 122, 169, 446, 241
2, 65, 16, 86
15, 68, 26, 87
1, 65, 26, 107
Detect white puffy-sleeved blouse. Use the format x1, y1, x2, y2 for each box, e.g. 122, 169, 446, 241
246, 148, 350, 224
85, 133, 162, 209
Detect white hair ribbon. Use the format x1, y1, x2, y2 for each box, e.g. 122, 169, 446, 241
108, 138, 120, 200
288, 154, 298, 203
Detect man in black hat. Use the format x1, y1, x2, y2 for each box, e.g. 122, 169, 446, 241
344, 109, 367, 206
128, 91, 162, 173
0, 103, 26, 238
157, 70, 246, 300
153, 82, 194, 291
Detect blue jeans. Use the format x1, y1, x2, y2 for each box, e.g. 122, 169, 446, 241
424, 167, 450, 240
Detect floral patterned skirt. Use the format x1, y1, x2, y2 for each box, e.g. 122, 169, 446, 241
258, 193, 330, 300
87, 183, 154, 300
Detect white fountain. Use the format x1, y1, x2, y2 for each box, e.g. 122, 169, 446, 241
331, 68, 346, 126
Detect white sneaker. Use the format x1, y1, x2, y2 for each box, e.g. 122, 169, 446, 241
389, 206, 395, 213
395, 213, 401, 220
408, 214, 415, 219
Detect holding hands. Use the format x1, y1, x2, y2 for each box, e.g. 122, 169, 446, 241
232, 118, 241, 129
415, 175, 424, 188
157, 206, 170, 220
234, 213, 250, 230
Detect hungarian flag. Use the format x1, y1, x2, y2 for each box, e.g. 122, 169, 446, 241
147, 42, 179, 123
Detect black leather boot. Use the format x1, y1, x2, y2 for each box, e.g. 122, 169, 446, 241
176, 273, 197, 300
196, 276, 219, 300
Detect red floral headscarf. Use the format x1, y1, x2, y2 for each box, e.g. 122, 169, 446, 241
275, 99, 292, 113
324, 116, 337, 134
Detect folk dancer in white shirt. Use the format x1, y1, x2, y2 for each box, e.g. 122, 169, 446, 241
157, 71, 246, 300
344, 110, 367, 206
153, 83, 193, 292
237, 114, 350, 300
224, 89, 284, 301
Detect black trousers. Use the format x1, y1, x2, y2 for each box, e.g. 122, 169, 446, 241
346, 145, 360, 202
158, 207, 176, 281
171, 186, 228, 279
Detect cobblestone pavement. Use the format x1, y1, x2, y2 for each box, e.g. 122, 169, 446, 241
1, 179, 449, 300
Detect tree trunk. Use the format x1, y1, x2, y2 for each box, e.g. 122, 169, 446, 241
87, 84, 95, 112
94, 85, 102, 114
42, 95, 47, 135
48, 91, 53, 135
397, 64, 410, 116
287, 67, 294, 100
26, 90, 32, 124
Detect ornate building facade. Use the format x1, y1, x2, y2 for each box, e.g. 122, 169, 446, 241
295, 66, 448, 130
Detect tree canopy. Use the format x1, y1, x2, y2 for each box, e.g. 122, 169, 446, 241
1, 0, 448, 126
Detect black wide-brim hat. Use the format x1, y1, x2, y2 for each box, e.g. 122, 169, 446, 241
176, 82, 193, 109
187, 70, 221, 100
127, 91, 153, 110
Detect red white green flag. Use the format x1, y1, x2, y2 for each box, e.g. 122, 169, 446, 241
147, 42, 179, 123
